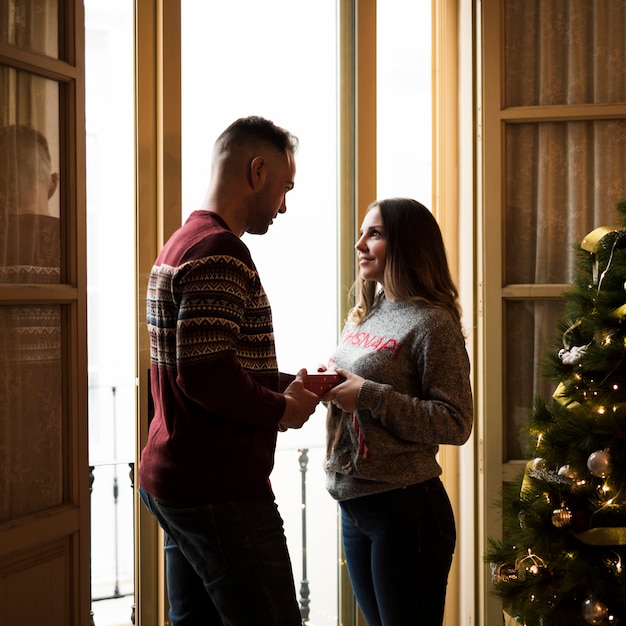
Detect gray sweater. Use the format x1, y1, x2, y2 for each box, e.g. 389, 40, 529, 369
325, 298, 473, 501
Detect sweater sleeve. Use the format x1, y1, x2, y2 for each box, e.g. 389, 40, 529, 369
171, 246, 285, 428
356, 319, 473, 446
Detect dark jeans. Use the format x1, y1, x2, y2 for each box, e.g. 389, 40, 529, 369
339, 477, 456, 626
139, 487, 303, 626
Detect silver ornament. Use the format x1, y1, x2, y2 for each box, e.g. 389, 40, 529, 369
532, 457, 546, 471
558, 464, 578, 480
582, 596, 608, 624
587, 449, 612, 478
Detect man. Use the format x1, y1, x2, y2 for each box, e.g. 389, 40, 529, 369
138, 116, 319, 625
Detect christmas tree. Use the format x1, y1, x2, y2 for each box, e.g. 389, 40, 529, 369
488, 201, 626, 626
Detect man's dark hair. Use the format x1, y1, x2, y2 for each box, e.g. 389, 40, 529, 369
215, 116, 298, 155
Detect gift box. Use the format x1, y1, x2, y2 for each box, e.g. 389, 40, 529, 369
303, 372, 343, 396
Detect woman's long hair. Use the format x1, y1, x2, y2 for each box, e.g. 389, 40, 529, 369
348, 198, 462, 326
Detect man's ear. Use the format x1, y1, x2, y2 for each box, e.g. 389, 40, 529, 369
248, 156, 266, 190
48, 172, 59, 199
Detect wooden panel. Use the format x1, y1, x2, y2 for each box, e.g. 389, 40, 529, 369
0, 538, 70, 626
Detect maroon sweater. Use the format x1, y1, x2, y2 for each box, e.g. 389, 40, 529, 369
138, 211, 286, 504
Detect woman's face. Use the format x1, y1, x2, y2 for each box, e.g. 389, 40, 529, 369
355, 206, 388, 288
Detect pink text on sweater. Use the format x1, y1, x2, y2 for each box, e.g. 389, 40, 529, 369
340, 328, 404, 359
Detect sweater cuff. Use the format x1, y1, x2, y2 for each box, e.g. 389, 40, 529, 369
356, 379, 384, 416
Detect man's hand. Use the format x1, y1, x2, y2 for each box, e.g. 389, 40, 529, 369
279, 368, 320, 430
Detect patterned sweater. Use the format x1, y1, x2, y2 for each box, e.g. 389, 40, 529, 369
138, 210, 285, 504
325, 298, 473, 501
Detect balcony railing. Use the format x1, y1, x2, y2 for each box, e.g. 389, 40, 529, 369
89, 445, 337, 626
89, 460, 135, 626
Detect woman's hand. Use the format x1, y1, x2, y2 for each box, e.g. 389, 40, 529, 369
321, 367, 364, 413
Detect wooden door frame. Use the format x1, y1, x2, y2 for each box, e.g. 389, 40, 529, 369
134, 1, 182, 624
0, 0, 90, 623
131, 3, 476, 625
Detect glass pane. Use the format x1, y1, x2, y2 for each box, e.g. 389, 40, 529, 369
84, 0, 135, 617
0, 67, 63, 521
505, 299, 564, 461
377, 0, 432, 203
0, 0, 59, 58
0, 303, 63, 520
0, 120, 61, 282
505, 0, 626, 107
181, 3, 338, 623
505, 120, 626, 285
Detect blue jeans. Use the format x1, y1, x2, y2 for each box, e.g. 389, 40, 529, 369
139, 487, 303, 626
339, 477, 456, 626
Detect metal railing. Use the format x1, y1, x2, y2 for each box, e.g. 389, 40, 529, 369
89, 446, 328, 626
89, 460, 136, 625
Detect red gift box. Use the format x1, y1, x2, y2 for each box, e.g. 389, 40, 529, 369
303, 372, 343, 396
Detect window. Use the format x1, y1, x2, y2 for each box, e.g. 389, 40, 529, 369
377, 0, 432, 203
181, 2, 339, 623
501, 1, 626, 462
480, 2, 626, 622
84, 0, 135, 619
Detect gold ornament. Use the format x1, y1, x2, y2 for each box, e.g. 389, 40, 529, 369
552, 507, 573, 528
573, 527, 626, 546
581, 226, 623, 253
553, 381, 581, 409
490, 562, 517, 583
515, 550, 545, 579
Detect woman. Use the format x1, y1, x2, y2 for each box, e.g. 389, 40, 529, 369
323, 198, 473, 625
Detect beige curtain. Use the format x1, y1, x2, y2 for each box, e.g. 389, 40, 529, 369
503, 0, 626, 459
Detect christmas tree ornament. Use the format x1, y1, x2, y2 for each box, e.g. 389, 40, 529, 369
581, 226, 623, 286
490, 562, 517, 583
587, 449, 613, 478
486, 207, 626, 625
551, 506, 573, 528
558, 464, 578, 480
612, 302, 626, 318
515, 551, 545, 579
581, 596, 608, 624
574, 526, 626, 546
603, 552, 624, 576
559, 345, 588, 364
553, 380, 581, 409
581, 226, 623, 253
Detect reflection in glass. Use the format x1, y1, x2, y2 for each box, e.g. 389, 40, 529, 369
0, 124, 60, 282
0, 0, 59, 58
0, 124, 63, 520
